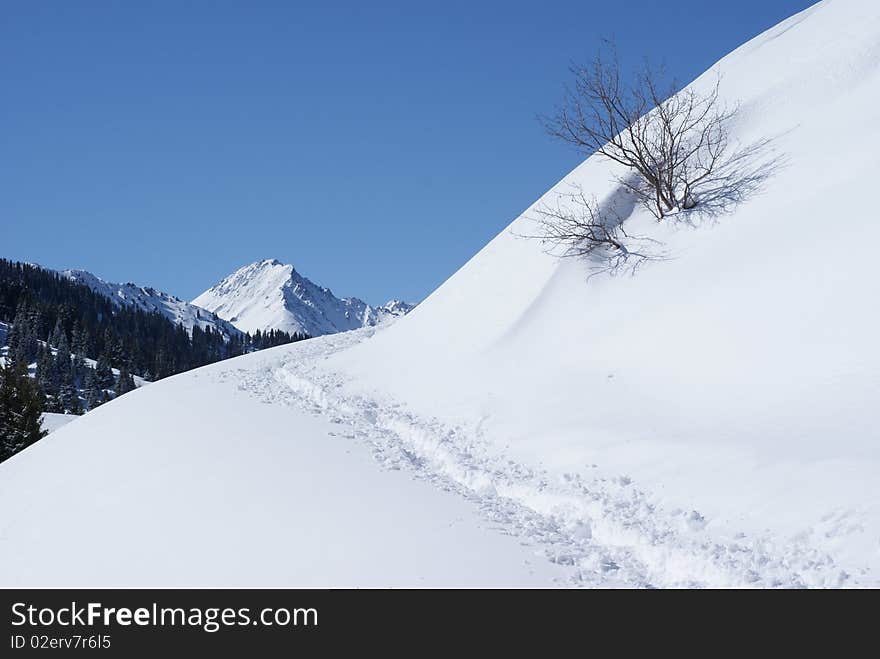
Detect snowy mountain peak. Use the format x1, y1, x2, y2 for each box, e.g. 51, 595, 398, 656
378, 299, 415, 316
192, 259, 414, 337
61, 268, 242, 340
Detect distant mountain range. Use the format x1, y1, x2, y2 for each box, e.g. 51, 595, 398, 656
56, 260, 412, 338
1, 257, 412, 425
193, 259, 414, 337
61, 269, 243, 339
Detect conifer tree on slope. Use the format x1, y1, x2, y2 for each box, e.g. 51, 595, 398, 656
7, 303, 40, 364
57, 380, 81, 415
115, 366, 136, 396
35, 345, 63, 412
35, 345, 57, 395
83, 369, 103, 410
94, 352, 114, 390
71, 322, 88, 357
53, 330, 72, 382
0, 359, 46, 462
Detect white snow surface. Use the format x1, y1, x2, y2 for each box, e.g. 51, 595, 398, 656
62, 269, 241, 339
2, 1, 878, 587
40, 412, 77, 434
193, 258, 414, 336
0, 338, 563, 587
327, 0, 880, 585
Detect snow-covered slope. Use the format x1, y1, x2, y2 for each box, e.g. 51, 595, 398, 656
0, 340, 562, 587
2, 1, 878, 587
40, 412, 77, 434
325, 0, 880, 584
193, 259, 414, 336
63, 268, 242, 339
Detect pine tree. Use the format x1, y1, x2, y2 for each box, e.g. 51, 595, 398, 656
71, 322, 88, 356
49, 318, 65, 349
71, 350, 85, 386
94, 352, 114, 390
39, 343, 63, 413
54, 328, 72, 382
35, 345, 56, 393
58, 380, 81, 415
103, 327, 125, 366
70, 322, 87, 385
0, 359, 46, 461
7, 303, 40, 364
83, 370, 103, 410
115, 365, 136, 396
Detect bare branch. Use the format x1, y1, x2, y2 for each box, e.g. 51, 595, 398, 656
518, 185, 664, 275
539, 48, 782, 221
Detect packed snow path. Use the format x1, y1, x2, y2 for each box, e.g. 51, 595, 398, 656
226, 329, 861, 588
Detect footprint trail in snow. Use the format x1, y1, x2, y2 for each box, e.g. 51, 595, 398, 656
224, 328, 857, 588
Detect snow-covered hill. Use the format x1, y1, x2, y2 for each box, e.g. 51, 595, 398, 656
193, 258, 414, 336
62, 268, 242, 339
2, 0, 878, 587
328, 0, 880, 584
0, 340, 561, 587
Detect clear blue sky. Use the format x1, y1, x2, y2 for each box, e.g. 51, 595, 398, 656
2, 0, 814, 304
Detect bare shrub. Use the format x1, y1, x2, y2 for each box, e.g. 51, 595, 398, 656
525, 184, 664, 275
528, 47, 784, 272
541, 50, 781, 220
